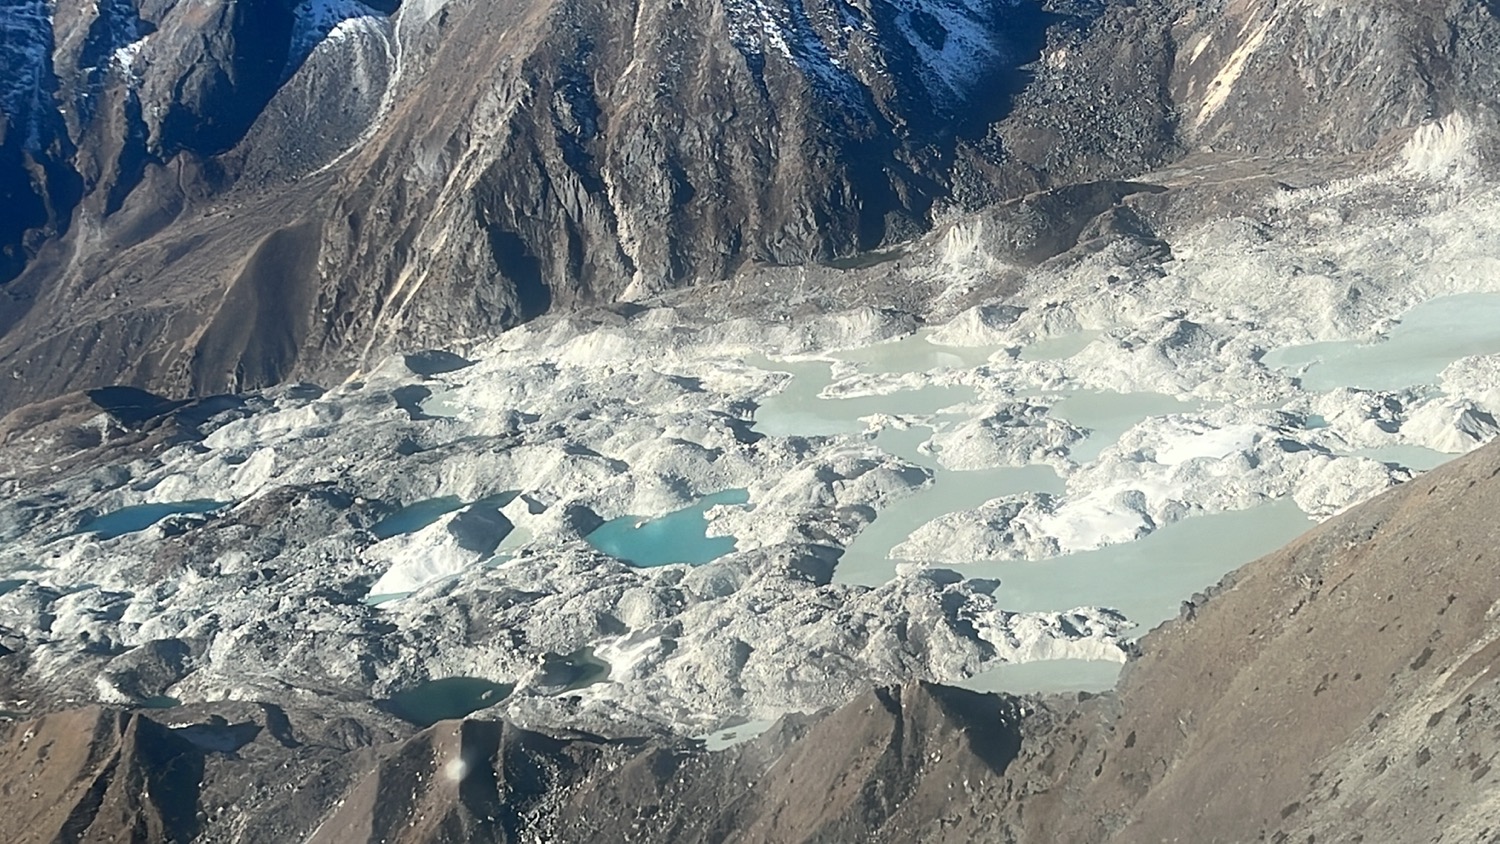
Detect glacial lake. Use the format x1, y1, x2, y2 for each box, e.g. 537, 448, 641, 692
828, 328, 1003, 372
1018, 329, 1103, 362
364, 492, 527, 606
748, 339, 1218, 592
370, 491, 518, 540
833, 462, 1066, 586
695, 718, 778, 751
383, 677, 513, 727
370, 496, 466, 539
419, 387, 465, 418
961, 658, 1126, 697
745, 355, 977, 439
1048, 390, 1202, 462
536, 647, 612, 692
1263, 293, 1500, 392
587, 489, 750, 567
77, 500, 226, 539
1353, 445, 1453, 470
743, 331, 1343, 694
953, 499, 1313, 631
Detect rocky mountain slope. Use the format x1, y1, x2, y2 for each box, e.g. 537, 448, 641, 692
5, 433, 1500, 842
2, 0, 1498, 410
1018, 414, 1500, 842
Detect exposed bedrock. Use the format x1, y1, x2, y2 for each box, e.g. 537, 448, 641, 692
1, 1, 1498, 410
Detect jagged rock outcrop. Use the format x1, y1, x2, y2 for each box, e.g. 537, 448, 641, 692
0, 683, 1025, 843
1, 0, 1497, 411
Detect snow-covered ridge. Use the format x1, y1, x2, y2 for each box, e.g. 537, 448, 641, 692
287, 0, 389, 76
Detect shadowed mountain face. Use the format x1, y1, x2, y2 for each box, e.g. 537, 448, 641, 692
0, 0, 1498, 410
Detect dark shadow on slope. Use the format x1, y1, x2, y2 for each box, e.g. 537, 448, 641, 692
950, 1, 1072, 139
87, 385, 184, 426
921, 683, 1025, 775
485, 228, 553, 321
391, 384, 433, 420
0, 138, 52, 285
0, 141, 83, 288
282, 0, 401, 81
139, 724, 207, 842
171, 394, 250, 433
403, 349, 475, 376
861, 0, 1073, 140
156, 3, 294, 157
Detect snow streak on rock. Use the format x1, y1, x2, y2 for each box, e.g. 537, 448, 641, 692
76, 0, 147, 115
94, 0, 147, 87
888, 0, 1009, 104
721, 0, 1011, 106
722, 0, 866, 102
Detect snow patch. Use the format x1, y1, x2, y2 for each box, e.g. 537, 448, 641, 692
888, 0, 1005, 103
1153, 421, 1260, 465
720, 0, 1007, 106
721, 0, 864, 102
1440, 354, 1500, 414
94, 0, 147, 90
112, 37, 147, 81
